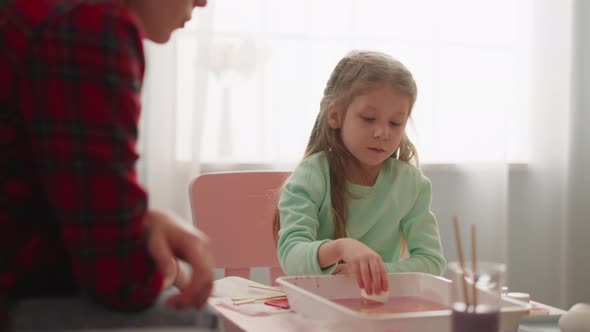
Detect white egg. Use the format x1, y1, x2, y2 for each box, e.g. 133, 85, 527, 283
559, 302, 590, 332
360, 288, 389, 304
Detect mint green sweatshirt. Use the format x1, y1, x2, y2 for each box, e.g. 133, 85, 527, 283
277, 152, 446, 276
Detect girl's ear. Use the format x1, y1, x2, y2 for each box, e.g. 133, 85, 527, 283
327, 106, 342, 129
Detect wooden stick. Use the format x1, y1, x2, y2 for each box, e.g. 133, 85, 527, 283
247, 285, 285, 293
230, 297, 251, 301
471, 224, 478, 308
453, 216, 470, 310
232, 295, 286, 306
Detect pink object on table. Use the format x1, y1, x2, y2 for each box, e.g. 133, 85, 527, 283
264, 297, 290, 309
189, 171, 290, 284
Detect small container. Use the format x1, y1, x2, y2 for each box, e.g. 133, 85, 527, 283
506, 292, 530, 304
451, 304, 500, 332
448, 262, 506, 332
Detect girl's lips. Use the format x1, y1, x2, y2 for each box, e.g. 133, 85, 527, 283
368, 147, 385, 152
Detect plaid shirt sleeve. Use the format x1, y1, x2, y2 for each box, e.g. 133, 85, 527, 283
19, 2, 163, 310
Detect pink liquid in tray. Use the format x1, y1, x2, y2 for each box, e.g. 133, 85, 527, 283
331, 296, 449, 315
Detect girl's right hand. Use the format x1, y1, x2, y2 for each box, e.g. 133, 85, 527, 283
336, 238, 388, 295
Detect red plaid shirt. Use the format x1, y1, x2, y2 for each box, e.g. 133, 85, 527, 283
0, 0, 164, 326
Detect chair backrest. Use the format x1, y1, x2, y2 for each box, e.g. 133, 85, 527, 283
189, 171, 290, 285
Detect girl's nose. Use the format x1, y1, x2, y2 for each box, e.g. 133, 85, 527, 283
374, 124, 389, 139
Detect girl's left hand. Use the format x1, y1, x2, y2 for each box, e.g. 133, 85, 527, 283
336, 238, 388, 295
332, 263, 354, 275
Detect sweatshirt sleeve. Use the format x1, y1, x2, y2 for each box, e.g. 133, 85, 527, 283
276, 161, 337, 275
384, 176, 447, 275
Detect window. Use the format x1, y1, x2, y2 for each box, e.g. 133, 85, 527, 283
174, 0, 533, 165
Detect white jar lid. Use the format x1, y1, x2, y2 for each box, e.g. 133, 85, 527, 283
507, 292, 531, 303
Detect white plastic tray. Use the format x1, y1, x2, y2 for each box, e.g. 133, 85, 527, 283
276, 273, 530, 332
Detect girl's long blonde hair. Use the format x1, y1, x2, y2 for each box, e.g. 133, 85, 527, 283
273, 50, 418, 247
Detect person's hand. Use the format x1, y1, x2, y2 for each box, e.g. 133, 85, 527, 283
162, 259, 191, 290
162, 259, 179, 288
336, 238, 388, 295
145, 210, 214, 310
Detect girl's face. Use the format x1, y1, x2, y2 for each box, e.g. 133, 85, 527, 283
131, 0, 207, 43
328, 84, 410, 179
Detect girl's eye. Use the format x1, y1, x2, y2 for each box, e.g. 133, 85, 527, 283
362, 116, 375, 122
390, 121, 401, 127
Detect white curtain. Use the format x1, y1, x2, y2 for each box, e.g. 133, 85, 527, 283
138, 0, 589, 308
568, 0, 590, 309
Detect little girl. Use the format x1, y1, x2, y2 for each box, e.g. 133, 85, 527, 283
273, 50, 446, 296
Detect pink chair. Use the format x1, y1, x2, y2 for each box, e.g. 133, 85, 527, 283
189, 171, 290, 285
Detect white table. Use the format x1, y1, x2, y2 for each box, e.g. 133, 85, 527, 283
209, 298, 565, 332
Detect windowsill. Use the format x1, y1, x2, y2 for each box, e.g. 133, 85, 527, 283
198, 161, 529, 174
